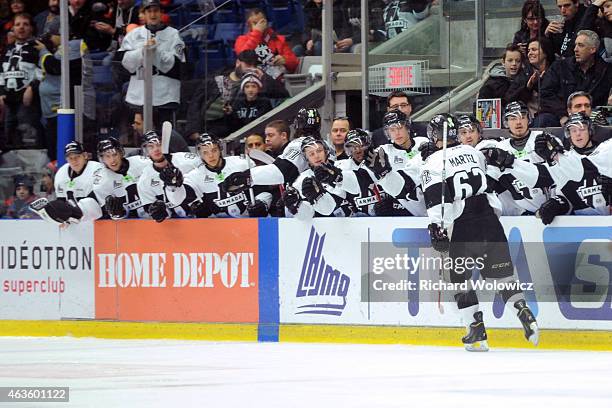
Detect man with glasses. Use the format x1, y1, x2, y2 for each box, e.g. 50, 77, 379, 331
545, 0, 587, 58
372, 91, 427, 147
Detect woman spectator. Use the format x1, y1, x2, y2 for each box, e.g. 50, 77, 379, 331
234, 8, 298, 79
512, 1, 549, 54
294, 0, 323, 56
580, 0, 612, 63
506, 37, 555, 119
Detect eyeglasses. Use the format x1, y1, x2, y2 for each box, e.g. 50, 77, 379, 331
389, 103, 411, 110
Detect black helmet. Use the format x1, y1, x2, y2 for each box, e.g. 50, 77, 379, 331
301, 136, 329, 155
142, 130, 161, 146
97, 137, 124, 157
564, 112, 593, 142
503, 101, 530, 127
457, 114, 482, 134
382, 109, 410, 129
293, 108, 321, 136
427, 113, 459, 143
195, 133, 221, 149
64, 141, 85, 157
344, 128, 371, 148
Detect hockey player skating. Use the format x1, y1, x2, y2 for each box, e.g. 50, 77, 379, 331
422, 113, 539, 351
282, 137, 350, 219
485, 113, 612, 223
137, 130, 201, 222
162, 134, 272, 218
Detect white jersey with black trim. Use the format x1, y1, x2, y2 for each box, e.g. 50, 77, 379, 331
250, 137, 336, 186
421, 144, 502, 227
167, 156, 272, 218
502, 141, 612, 215
93, 155, 151, 218
137, 152, 201, 217
291, 167, 350, 220
54, 160, 104, 205
488, 131, 548, 215
369, 137, 428, 216
336, 158, 380, 216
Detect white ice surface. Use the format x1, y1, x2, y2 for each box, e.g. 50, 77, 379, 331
0, 337, 611, 408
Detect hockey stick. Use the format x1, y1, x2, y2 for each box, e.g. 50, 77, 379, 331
437, 120, 449, 314
248, 149, 275, 165
245, 152, 257, 204
161, 121, 172, 155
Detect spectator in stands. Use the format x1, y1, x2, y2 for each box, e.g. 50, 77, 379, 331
0, 13, 43, 150
34, 0, 60, 36
119, 0, 185, 126
94, 0, 139, 47
131, 111, 189, 152
478, 44, 523, 108
69, 0, 113, 52
234, 8, 298, 79
506, 37, 555, 119
580, 0, 612, 63
35, 28, 97, 160
185, 50, 288, 142
545, 0, 587, 58
3, 174, 40, 219
372, 90, 426, 147
294, 0, 322, 57
512, 1, 550, 54
225, 73, 273, 133
330, 116, 350, 160
39, 161, 57, 200
538, 30, 612, 126
382, 0, 433, 40
264, 119, 290, 157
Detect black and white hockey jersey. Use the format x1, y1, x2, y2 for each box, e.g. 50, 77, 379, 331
137, 152, 201, 218
290, 168, 351, 220
502, 140, 611, 215
55, 160, 104, 205
487, 131, 548, 215
421, 144, 502, 227
0, 40, 42, 96
92, 156, 151, 218
335, 158, 380, 216
166, 156, 273, 218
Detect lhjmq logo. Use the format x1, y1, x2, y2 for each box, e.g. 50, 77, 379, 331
296, 227, 350, 316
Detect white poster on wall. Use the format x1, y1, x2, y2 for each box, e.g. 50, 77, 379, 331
0, 220, 94, 319
279, 216, 612, 330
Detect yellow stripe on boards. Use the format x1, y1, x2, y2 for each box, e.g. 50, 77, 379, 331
279, 324, 612, 351
0, 321, 258, 342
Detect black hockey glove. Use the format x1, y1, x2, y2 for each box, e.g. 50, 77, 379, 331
374, 196, 395, 216
365, 147, 392, 179
428, 223, 450, 253
302, 176, 325, 204
188, 199, 212, 218
159, 165, 183, 187
534, 132, 564, 165
537, 196, 570, 225
481, 148, 515, 171
105, 195, 126, 218
30, 198, 83, 224
148, 200, 168, 223
220, 170, 251, 194
314, 162, 343, 186
419, 141, 438, 162
247, 199, 269, 217
282, 186, 302, 215
598, 175, 612, 206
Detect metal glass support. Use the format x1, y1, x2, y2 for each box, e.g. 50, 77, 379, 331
322, 0, 334, 134
74, 86, 84, 144
59, 0, 70, 108
475, 0, 485, 78
143, 40, 154, 133
361, 0, 369, 130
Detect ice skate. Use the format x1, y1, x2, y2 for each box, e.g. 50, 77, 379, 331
515, 300, 539, 346
462, 311, 489, 352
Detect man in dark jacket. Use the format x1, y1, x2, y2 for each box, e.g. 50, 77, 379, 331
538, 30, 612, 126
545, 0, 587, 58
